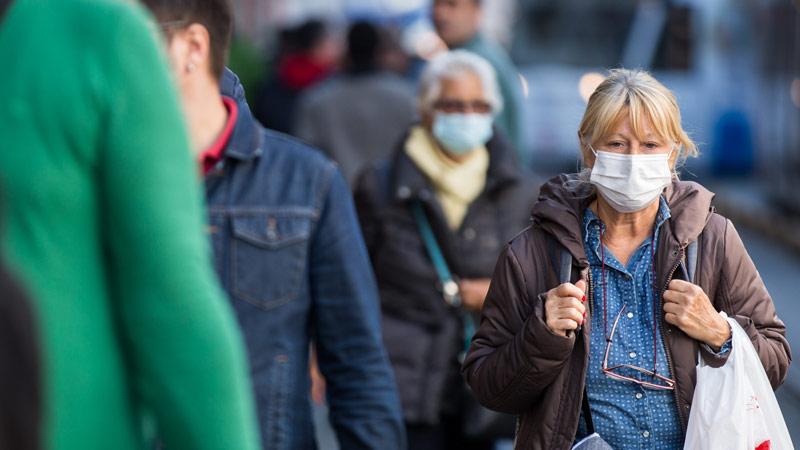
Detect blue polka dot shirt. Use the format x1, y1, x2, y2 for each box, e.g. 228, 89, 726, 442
575, 197, 684, 449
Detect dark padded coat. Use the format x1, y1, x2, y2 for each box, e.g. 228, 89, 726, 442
355, 129, 539, 424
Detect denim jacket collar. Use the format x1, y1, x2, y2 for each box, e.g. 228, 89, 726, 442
219, 68, 262, 163
221, 103, 262, 162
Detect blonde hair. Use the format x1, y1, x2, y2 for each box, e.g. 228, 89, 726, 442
578, 69, 697, 165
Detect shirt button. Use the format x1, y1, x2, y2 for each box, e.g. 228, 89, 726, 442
635, 392, 643, 399
643, 430, 650, 438
627, 312, 634, 319
629, 352, 637, 358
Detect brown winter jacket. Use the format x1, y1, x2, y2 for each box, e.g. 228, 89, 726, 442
462, 174, 791, 449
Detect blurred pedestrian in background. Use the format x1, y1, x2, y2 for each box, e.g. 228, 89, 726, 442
355, 50, 539, 450
432, 0, 525, 161
141, 1, 406, 449
295, 21, 417, 188
0, 259, 40, 450
462, 69, 791, 449
0, 0, 261, 449
254, 19, 340, 134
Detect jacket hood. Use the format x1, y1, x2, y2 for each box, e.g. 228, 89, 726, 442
532, 174, 715, 263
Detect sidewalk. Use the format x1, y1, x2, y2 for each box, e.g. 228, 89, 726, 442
707, 178, 800, 254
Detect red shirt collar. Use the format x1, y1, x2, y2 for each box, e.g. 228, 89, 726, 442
200, 96, 238, 175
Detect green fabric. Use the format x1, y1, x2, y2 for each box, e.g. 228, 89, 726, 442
460, 33, 525, 160
0, 1, 260, 450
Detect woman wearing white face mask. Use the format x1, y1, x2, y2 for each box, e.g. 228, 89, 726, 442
462, 69, 790, 449
354, 50, 540, 449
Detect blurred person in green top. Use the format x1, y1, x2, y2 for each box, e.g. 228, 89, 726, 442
0, 1, 260, 450
432, 0, 525, 161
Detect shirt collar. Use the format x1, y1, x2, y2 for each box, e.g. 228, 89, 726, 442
199, 96, 238, 175
583, 196, 672, 246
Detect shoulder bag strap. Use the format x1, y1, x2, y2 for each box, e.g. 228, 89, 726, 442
410, 200, 475, 356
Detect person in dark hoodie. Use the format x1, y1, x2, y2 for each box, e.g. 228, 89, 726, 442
141, 1, 405, 449
462, 69, 790, 449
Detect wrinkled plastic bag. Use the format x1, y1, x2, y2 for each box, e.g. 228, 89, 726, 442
684, 314, 794, 450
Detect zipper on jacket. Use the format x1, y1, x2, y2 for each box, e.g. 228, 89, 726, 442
659, 244, 688, 430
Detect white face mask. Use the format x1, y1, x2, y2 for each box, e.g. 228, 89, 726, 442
588, 146, 674, 213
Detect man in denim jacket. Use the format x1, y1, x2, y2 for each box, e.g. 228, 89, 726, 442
142, 1, 405, 448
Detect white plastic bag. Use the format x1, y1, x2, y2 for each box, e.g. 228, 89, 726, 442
684, 314, 794, 450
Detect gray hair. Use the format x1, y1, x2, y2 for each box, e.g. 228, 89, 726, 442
417, 50, 503, 116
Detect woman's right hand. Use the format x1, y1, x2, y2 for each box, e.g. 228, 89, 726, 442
544, 280, 587, 337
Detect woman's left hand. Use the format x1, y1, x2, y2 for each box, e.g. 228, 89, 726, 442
663, 279, 731, 350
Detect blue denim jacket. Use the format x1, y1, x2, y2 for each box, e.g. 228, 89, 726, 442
210, 70, 405, 450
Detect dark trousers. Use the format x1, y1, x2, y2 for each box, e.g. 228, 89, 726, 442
406, 415, 494, 450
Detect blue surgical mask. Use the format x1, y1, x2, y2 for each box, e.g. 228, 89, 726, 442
432, 113, 494, 155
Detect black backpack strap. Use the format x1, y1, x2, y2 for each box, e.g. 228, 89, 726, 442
559, 247, 573, 284
685, 240, 698, 284
545, 234, 574, 285
582, 389, 595, 435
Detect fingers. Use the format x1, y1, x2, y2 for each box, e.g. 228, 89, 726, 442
554, 282, 586, 302
662, 301, 681, 315
662, 288, 683, 304
551, 318, 579, 333
555, 303, 584, 324
574, 279, 587, 295
546, 283, 587, 336
664, 312, 680, 326
668, 279, 693, 292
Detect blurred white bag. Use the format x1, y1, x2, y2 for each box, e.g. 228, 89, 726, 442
684, 314, 794, 450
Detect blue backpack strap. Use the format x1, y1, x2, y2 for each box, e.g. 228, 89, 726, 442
410, 200, 475, 357
410, 200, 461, 307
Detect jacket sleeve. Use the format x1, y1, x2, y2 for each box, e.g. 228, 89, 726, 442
309, 167, 406, 450
353, 167, 382, 259
462, 241, 576, 414
99, 8, 260, 450
718, 219, 792, 388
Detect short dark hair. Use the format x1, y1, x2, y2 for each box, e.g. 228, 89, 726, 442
347, 21, 380, 73
140, 0, 233, 80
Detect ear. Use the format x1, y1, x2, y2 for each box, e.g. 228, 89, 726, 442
182, 23, 212, 76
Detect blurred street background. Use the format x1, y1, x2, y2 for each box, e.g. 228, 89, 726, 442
224, 0, 800, 445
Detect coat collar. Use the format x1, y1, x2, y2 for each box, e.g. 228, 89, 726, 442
532, 174, 716, 264
219, 68, 262, 162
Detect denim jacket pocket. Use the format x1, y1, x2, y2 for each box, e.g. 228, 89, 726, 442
231, 212, 312, 309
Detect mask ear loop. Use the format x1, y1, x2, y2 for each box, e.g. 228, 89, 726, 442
668, 142, 680, 179
576, 140, 595, 173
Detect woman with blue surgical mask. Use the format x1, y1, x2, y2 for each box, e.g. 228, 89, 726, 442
462, 69, 790, 450
354, 50, 540, 449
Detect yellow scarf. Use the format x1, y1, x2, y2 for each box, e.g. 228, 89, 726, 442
405, 126, 489, 230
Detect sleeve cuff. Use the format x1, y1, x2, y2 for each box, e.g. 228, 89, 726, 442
701, 336, 732, 357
